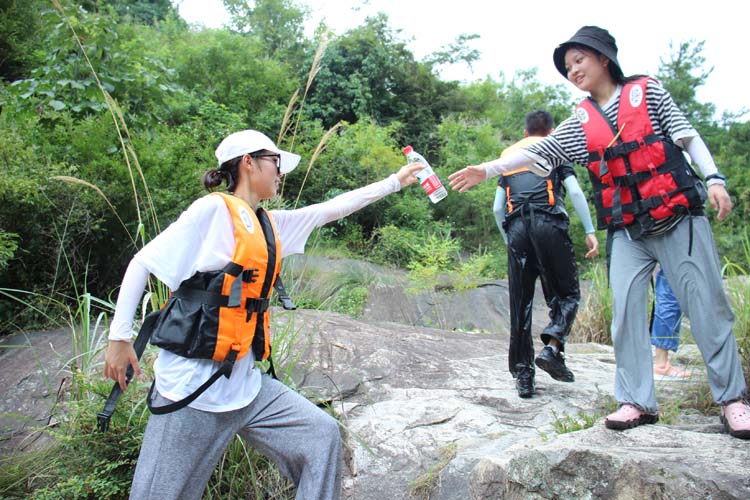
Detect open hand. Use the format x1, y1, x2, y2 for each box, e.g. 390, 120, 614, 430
584, 233, 599, 259
707, 183, 732, 221
448, 165, 486, 192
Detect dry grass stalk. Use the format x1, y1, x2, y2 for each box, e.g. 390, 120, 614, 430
278, 88, 300, 145
52, 176, 136, 246
293, 122, 342, 209
51, 0, 157, 248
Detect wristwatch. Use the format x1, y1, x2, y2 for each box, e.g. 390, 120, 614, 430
705, 173, 727, 185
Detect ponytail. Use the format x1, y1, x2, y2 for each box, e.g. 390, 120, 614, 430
202, 156, 241, 192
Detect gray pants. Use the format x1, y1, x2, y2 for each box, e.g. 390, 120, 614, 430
610, 216, 746, 414
130, 373, 342, 500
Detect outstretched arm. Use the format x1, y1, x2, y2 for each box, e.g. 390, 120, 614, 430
448, 149, 550, 192
273, 163, 424, 257
562, 175, 598, 258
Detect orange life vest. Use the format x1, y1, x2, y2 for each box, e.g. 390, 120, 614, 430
150, 192, 282, 365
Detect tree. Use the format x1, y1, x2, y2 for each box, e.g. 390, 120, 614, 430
657, 40, 716, 132
223, 0, 310, 68
0, 0, 47, 82
306, 13, 460, 151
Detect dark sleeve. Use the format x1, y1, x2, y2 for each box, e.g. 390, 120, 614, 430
558, 163, 577, 180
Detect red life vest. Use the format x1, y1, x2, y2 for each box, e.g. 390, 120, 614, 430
577, 77, 704, 231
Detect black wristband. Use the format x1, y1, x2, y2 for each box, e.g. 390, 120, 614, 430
705, 173, 726, 183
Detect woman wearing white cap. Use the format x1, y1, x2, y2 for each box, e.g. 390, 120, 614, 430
104, 129, 423, 499
448, 26, 750, 438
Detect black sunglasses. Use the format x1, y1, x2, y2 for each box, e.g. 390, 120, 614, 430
250, 153, 282, 174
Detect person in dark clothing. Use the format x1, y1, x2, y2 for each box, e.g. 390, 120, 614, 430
494, 110, 599, 398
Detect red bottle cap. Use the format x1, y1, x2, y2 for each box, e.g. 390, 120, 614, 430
402, 145, 413, 154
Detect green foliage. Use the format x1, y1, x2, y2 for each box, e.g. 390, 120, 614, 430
223, 0, 310, 69
162, 26, 297, 131
433, 117, 501, 248
306, 13, 461, 149
550, 408, 598, 434
5, 2, 185, 123
0, 230, 19, 271
0, 0, 47, 82
657, 40, 716, 132
407, 230, 461, 284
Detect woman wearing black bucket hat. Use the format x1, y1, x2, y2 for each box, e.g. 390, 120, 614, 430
449, 26, 750, 438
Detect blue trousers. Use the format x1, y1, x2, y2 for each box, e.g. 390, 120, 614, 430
651, 268, 682, 352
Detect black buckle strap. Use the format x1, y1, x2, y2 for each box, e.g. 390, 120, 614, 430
147, 349, 239, 415
242, 268, 259, 283
611, 156, 685, 187
97, 310, 162, 432
245, 297, 270, 313
588, 134, 663, 163
172, 288, 229, 307
274, 276, 296, 310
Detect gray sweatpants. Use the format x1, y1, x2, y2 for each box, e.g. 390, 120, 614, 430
609, 216, 746, 414
129, 373, 342, 500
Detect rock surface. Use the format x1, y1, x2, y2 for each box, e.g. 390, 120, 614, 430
2, 257, 747, 499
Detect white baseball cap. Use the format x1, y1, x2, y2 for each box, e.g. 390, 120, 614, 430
214, 130, 301, 174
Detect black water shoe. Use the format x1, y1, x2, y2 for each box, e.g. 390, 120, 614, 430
515, 366, 535, 398
535, 346, 575, 382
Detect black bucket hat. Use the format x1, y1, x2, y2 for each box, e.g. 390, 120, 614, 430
553, 26, 624, 81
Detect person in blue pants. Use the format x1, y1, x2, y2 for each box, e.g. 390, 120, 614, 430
651, 267, 692, 378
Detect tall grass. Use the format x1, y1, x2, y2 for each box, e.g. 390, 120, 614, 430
570, 262, 612, 344
722, 232, 750, 385
1, 6, 347, 500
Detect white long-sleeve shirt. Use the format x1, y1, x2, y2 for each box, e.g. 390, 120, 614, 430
109, 175, 401, 412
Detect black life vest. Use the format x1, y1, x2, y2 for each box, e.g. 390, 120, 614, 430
499, 167, 566, 221
577, 77, 705, 231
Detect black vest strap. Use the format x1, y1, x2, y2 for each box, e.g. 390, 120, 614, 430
146, 349, 239, 415
172, 287, 230, 307
97, 310, 162, 431
610, 155, 684, 187
274, 275, 297, 310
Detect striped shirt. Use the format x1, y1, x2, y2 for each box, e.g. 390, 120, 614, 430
523, 79, 698, 236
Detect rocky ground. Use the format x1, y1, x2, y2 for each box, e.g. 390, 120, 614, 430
1, 256, 748, 499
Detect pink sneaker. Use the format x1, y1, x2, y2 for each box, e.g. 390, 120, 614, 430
720, 400, 750, 439
604, 404, 658, 430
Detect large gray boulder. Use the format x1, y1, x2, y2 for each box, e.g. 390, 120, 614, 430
470, 423, 749, 499
274, 305, 745, 500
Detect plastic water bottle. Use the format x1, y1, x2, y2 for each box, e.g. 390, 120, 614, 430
403, 145, 448, 203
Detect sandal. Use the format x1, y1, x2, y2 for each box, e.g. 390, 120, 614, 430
720, 400, 750, 439
653, 363, 692, 380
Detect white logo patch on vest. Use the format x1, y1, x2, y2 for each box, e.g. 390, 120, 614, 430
575, 107, 589, 124
238, 206, 255, 233
629, 85, 643, 108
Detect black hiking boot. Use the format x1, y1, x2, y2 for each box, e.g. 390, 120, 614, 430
535, 346, 575, 382
515, 366, 535, 398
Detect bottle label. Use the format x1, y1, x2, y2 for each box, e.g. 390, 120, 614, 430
421, 173, 443, 195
